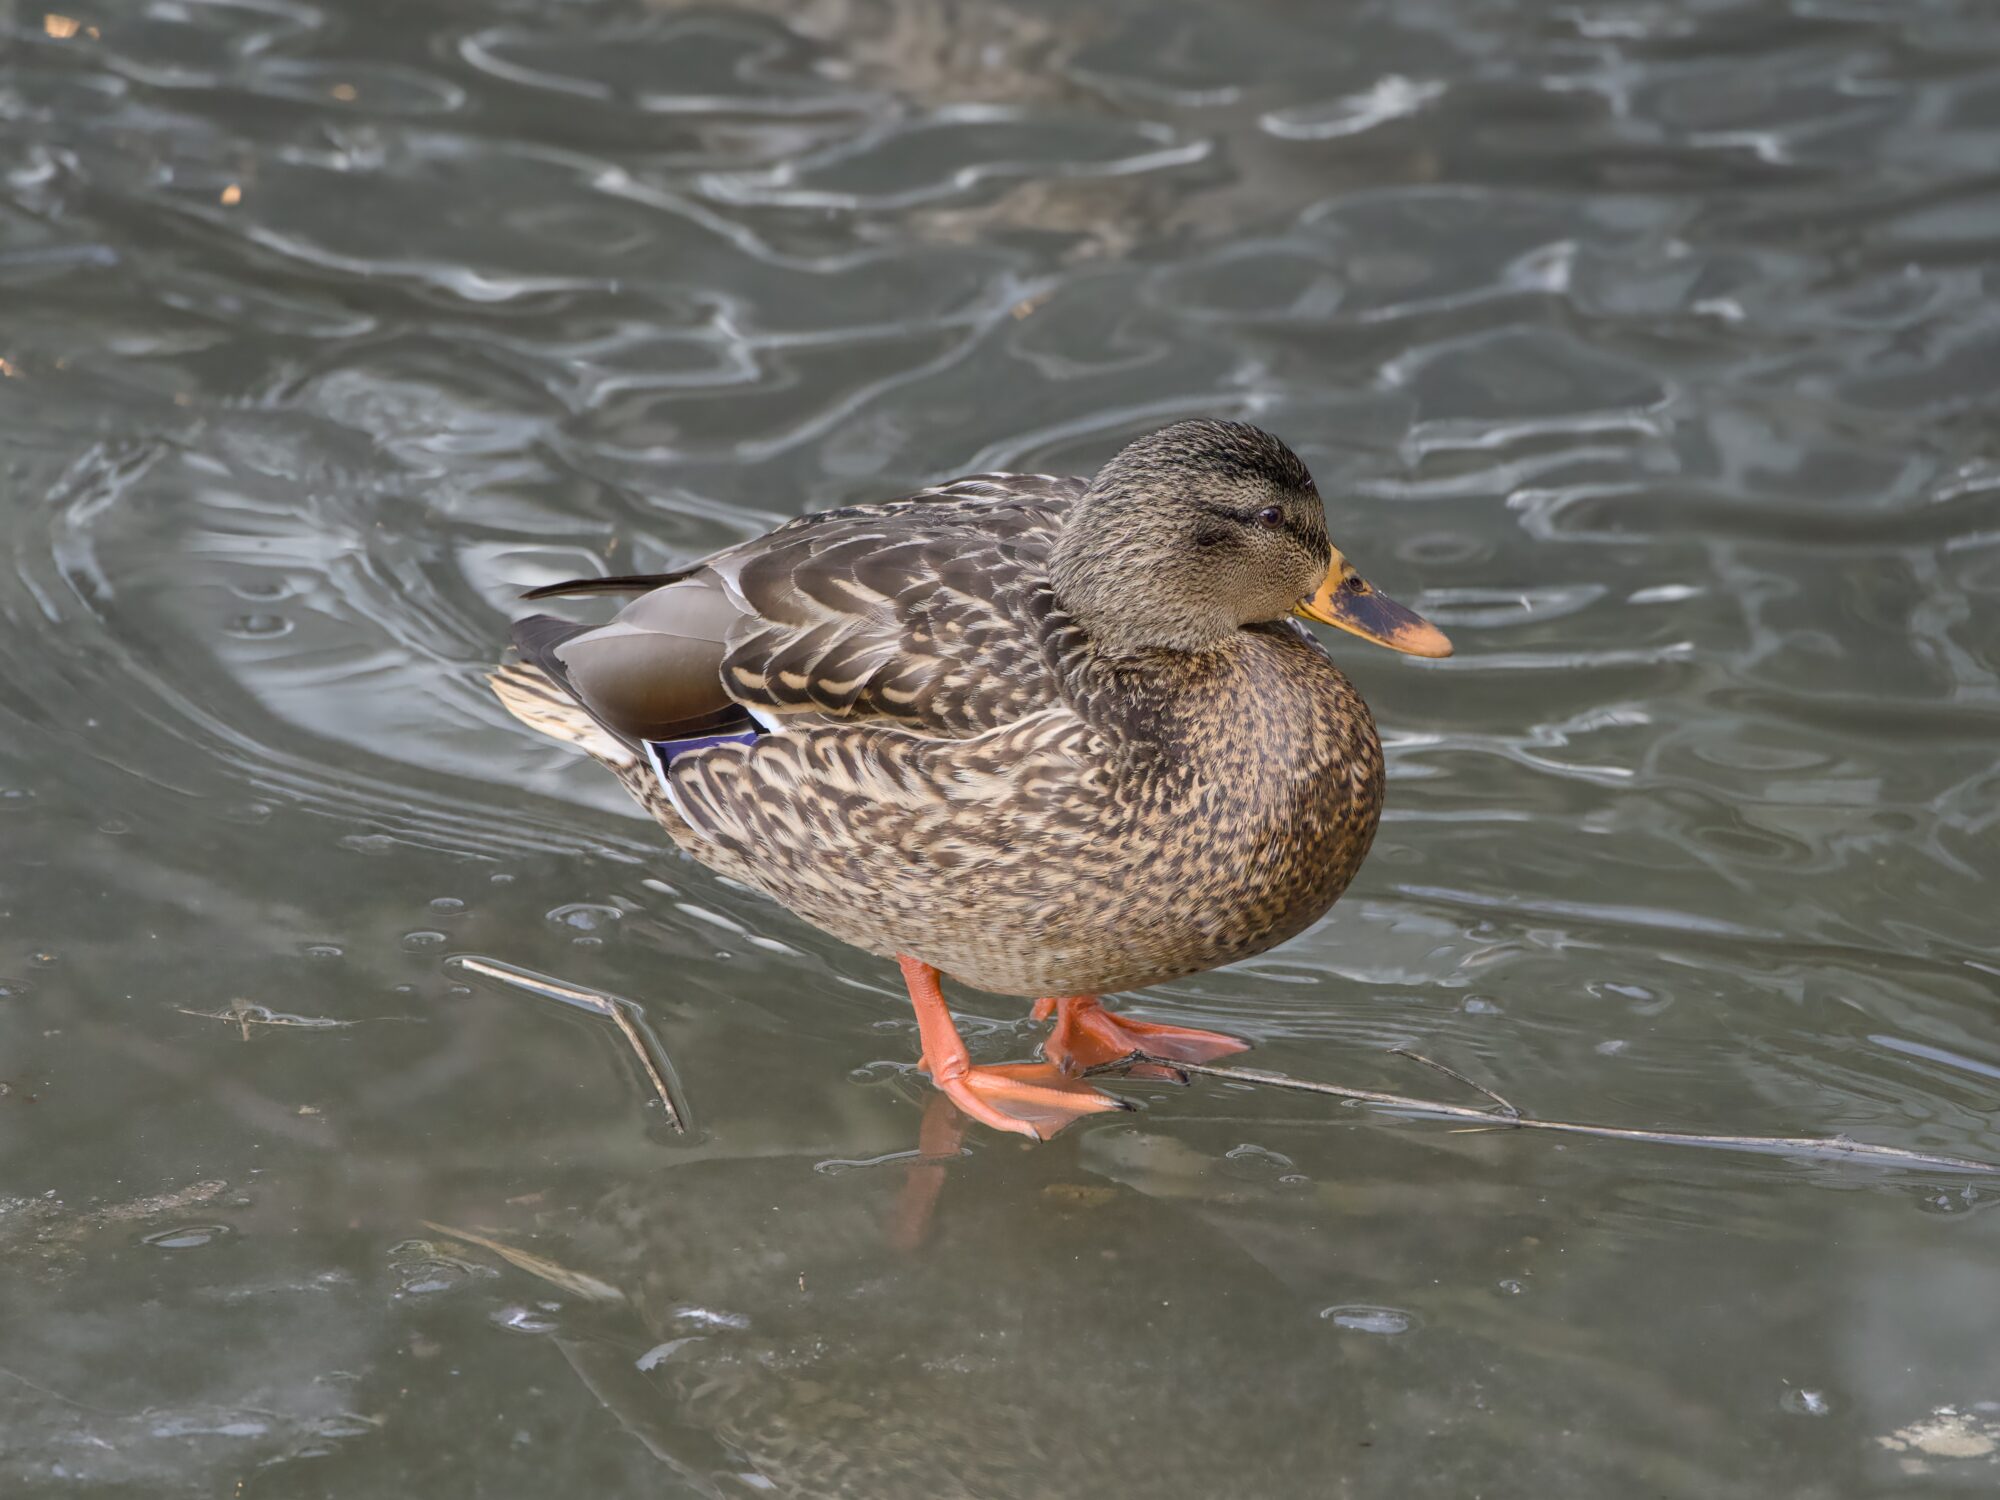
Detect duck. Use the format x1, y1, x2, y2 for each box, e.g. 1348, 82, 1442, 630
492, 419, 1450, 1140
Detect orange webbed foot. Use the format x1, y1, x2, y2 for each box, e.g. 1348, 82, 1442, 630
1039, 995, 1250, 1078
928, 1060, 1129, 1140
897, 955, 1127, 1141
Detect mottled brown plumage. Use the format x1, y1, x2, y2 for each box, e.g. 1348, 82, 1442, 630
493, 420, 1449, 1136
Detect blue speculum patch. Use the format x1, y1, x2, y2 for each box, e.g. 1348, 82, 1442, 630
649, 730, 760, 765
644, 729, 760, 793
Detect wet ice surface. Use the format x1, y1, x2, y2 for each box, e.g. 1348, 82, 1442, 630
3, 0, 2000, 1495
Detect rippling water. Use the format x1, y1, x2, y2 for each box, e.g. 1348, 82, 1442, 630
4, 0, 2000, 1494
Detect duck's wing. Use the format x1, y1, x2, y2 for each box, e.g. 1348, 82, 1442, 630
516, 473, 1086, 747
712, 473, 1082, 739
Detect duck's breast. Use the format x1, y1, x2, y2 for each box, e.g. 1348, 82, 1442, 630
1112, 626, 1385, 979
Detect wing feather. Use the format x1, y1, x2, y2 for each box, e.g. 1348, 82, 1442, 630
516, 473, 1085, 749
710, 474, 1084, 740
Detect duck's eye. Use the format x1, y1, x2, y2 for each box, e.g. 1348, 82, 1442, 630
1254, 504, 1284, 530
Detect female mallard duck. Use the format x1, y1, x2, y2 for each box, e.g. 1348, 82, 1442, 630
493, 419, 1450, 1139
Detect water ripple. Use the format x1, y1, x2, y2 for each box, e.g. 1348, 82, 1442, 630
7, 4, 2000, 1487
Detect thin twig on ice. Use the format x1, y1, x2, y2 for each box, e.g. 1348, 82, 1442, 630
449, 955, 688, 1133
1086, 1052, 2000, 1177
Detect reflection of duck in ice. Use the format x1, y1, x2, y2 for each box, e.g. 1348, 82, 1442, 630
469, 1143, 1358, 1497
496, 422, 1447, 1138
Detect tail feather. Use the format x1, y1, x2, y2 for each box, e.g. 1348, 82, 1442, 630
489, 662, 638, 771
496, 599, 743, 836
510, 613, 592, 684
502, 612, 643, 764
492, 661, 689, 831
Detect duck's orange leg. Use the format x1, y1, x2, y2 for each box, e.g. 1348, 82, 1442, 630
1036, 994, 1251, 1077
898, 956, 1126, 1140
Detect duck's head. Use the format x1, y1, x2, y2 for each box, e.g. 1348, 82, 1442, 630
1050, 419, 1453, 660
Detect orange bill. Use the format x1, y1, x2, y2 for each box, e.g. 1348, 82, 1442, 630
1293, 552, 1453, 658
